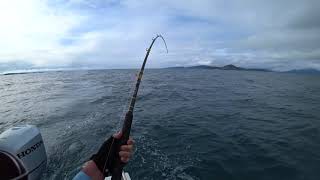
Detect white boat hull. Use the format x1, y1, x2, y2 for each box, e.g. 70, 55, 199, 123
105, 172, 131, 180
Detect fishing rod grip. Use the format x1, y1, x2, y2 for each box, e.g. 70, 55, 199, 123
121, 111, 133, 142
111, 111, 133, 180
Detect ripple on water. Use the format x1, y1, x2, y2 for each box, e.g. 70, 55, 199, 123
1, 69, 320, 180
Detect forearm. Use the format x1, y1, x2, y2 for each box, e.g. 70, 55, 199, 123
72, 171, 91, 180
73, 161, 103, 180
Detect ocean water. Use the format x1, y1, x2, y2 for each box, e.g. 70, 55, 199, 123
0, 69, 320, 180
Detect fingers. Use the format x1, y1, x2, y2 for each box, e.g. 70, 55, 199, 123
119, 151, 131, 163
121, 157, 130, 163
127, 137, 134, 145
120, 138, 134, 152
120, 144, 133, 152
119, 137, 135, 163
112, 131, 122, 139
119, 151, 131, 158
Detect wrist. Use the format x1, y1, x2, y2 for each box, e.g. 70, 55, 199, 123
82, 160, 104, 179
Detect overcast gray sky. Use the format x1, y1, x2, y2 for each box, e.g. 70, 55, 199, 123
0, 0, 319, 71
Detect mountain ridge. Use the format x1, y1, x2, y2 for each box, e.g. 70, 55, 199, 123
167, 64, 270, 72
285, 68, 320, 74
167, 65, 320, 75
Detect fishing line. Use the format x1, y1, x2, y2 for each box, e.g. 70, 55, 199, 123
116, 72, 137, 131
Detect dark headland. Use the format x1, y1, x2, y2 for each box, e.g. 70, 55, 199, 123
285, 68, 320, 75
166, 64, 320, 75
166, 64, 271, 72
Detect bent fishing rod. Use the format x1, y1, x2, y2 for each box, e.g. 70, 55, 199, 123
105, 34, 168, 180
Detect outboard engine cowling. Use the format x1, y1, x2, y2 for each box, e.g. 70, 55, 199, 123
0, 125, 47, 180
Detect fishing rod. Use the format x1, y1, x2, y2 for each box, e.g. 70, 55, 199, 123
105, 34, 168, 180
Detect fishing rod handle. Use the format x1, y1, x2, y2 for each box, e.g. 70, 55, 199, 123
121, 111, 133, 142
111, 111, 133, 180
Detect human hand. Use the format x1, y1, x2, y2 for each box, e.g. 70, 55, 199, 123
87, 132, 135, 178
113, 132, 135, 163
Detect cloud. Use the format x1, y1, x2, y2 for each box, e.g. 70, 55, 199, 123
0, 0, 87, 66
0, 0, 319, 71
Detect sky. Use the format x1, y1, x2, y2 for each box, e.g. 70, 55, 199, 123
0, 0, 319, 72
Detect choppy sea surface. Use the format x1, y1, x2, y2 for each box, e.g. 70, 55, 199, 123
0, 69, 320, 180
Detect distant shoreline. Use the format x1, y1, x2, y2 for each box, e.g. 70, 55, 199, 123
1, 65, 320, 76
165, 64, 320, 75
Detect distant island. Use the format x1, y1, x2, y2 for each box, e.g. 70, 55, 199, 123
167, 64, 271, 72
285, 68, 320, 75
166, 64, 320, 75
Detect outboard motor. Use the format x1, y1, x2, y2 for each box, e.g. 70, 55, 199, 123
0, 125, 47, 180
